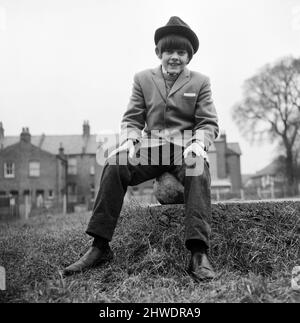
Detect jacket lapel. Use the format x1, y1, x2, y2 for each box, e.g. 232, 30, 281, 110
151, 66, 191, 100
168, 67, 190, 97
151, 66, 167, 102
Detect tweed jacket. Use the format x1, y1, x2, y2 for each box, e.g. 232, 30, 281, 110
120, 65, 219, 151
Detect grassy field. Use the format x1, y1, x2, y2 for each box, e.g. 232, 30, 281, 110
0, 200, 300, 303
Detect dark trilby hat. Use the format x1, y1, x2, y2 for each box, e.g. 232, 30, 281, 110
154, 16, 199, 54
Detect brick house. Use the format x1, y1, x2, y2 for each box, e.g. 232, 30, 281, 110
244, 157, 292, 199
208, 132, 242, 196
0, 122, 99, 213
0, 121, 242, 213
0, 126, 67, 215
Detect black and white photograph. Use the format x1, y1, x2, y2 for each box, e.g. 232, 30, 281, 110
0, 0, 300, 307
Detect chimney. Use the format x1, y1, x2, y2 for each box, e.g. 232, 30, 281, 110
20, 127, 31, 143
59, 142, 65, 156
0, 122, 4, 139
220, 130, 226, 142
83, 120, 90, 137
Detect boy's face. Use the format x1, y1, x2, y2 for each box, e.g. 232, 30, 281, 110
159, 49, 189, 75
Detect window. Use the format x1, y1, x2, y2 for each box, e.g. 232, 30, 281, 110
29, 161, 40, 177
4, 162, 15, 178
48, 190, 54, 199
68, 158, 77, 175
261, 175, 273, 188
68, 184, 76, 195
36, 190, 44, 197
67, 184, 77, 203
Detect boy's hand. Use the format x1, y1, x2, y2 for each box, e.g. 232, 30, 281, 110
118, 139, 136, 159
183, 142, 207, 160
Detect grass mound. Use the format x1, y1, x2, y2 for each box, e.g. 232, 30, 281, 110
113, 201, 188, 279
0, 199, 299, 302
210, 201, 300, 276
114, 200, 300, 278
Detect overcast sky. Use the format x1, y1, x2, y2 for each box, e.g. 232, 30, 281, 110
0, 0, 299, 174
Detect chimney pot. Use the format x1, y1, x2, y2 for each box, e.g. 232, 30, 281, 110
83, 120, 90, 137
59, 142, 65, 155
20, 127, 31, 143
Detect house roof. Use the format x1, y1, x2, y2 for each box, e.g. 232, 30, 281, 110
252, 158, 283, 178
1, 135, 98, 155
0, 139, 56, 158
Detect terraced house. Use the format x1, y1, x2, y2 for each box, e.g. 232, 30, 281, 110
0, 121, 242, 217
0, 121, 99, 216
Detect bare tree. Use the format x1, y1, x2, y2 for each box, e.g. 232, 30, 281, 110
232, 56, 300, 196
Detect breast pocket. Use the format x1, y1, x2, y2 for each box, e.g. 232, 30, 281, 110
183, 93, 197, 99
181, 94, 197, 114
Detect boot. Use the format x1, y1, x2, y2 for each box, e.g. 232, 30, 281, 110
188, 251, 216, 281
63, 245, 113, 276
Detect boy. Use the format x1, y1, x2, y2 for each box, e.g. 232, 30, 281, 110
63, 16, 219, 281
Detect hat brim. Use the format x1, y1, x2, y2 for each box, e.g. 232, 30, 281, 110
154, 25, 199, 54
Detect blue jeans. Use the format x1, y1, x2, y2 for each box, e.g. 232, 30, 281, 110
86, 144, 212, 250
